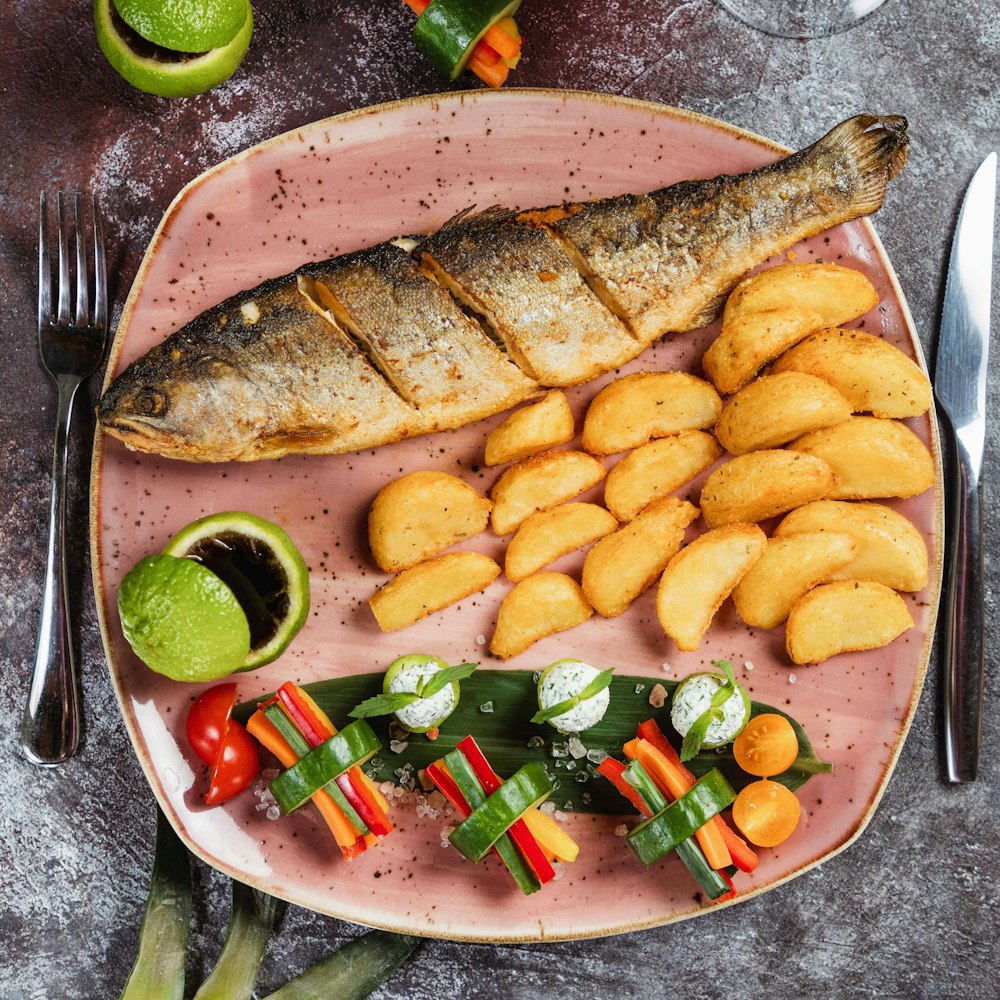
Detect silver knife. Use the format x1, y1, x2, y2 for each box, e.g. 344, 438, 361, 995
937, 151, 997, 784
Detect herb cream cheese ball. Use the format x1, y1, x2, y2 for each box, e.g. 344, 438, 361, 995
671, 665, 751, 750
534, 658, 612, 734
386, 655, 460, 733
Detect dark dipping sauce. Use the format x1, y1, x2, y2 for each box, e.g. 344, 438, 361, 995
184, 532, 289, 649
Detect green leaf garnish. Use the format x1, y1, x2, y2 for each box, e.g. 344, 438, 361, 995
417, 662, 478, 699
531, 668, 614, 724
349, 692, 420, 719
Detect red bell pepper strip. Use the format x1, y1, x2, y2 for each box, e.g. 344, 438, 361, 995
637, 718, 758, 874
596, 757, 653, 818
455, 737, 555, 885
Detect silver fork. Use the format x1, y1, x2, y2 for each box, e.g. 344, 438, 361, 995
22, 192, 107, 766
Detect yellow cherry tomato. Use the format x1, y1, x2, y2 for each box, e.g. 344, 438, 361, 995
732, 779, 801, 847
732, 713, 799, 777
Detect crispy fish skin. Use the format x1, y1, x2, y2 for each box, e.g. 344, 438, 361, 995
300, 242, 534, 425
99, 114, 908, 463
539, 114, 909, 344
98, 277, 426, 462
418, 206, 639, 385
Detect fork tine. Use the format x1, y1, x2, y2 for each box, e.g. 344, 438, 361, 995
56, 193, 71, 325
74, 194, 88, 329
92, 194, 107, 331
38, 193, 51, 328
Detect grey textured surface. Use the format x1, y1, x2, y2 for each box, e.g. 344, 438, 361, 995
1, 1, 999, 998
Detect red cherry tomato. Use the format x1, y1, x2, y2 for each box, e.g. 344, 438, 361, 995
187, 683, 237, 765
205, 721, 260, 805
187, 682, 259, 805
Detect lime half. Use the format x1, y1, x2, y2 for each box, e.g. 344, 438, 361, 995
114, 0, 248, 52
94, 0, 253, 98
118, 554, 251, 682
162, 511, 311, 671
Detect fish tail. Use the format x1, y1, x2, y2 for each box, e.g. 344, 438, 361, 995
805, 113, 909, 215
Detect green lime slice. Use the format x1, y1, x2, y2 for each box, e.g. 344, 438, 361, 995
118, 554, 251, 682
161, 511, 310, 671
94, 0, 252, 98
113, 0, 248, 51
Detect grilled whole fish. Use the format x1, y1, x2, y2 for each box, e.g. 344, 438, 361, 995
99, 114, 908, 462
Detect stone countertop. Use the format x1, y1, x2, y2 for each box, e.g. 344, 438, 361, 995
1, 2, 998, 997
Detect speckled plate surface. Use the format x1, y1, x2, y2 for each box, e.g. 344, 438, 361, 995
91, 90, 942, 942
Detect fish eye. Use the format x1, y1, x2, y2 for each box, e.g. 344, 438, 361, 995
134, 388, 166, 416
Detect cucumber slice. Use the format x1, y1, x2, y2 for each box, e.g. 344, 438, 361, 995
413, 0, 522, 79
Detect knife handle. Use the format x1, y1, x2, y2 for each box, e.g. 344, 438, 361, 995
941, 417, 985, 783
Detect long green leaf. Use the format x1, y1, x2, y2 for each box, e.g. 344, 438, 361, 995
261, 931, 422, 1000
193, 881, 278, 1000
236, 671, 832, 815
119, 809, 192, 1000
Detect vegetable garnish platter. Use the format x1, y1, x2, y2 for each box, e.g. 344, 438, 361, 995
91, 89, 942, 942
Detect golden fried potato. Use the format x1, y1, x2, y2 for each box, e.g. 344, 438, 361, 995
490, 572, 594, 659
582, 497, 700, 617
703, 263, 879, 394
714, 372, 852, 455
732, 532, 858, 629
604, 431, 721, 521
774, 500, 929, 591
785, 580, 914, 665
788, 417, 934, 500
771, 328, 932, 418
505, 502, 618, 582
699, 450, 837, 528
369, 552, 501, 632
490, 450, 606, 535
656, 523, 767, 651
368, 470, 492, 572
581, 372, 722, 456
484, 390, 575, 467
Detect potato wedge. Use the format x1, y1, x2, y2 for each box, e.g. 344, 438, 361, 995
703, 262, 878, 395
699, 450, 837, 528
581, 372, 722, 455
490, 572, 594, 659
774, 500, 929, 591
582, 496, 700, 617
490, 450, 606, 535
788, 417, 934, 499
785, 580, 914, 665
732, 532, 858, 629
368, 470, 492, 572
603, 431, 721, 521
771, 328, 932, 418
656, 523, 767, 651
714, 372, 852, 455
505, 502, 618, 582
369, 552, 501, 632
484, 390, 575, 466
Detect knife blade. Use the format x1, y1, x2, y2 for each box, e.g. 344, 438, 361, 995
936, 151, 997, 784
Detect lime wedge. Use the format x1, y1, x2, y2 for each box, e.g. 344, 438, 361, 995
118, 554, 251, 682
114, 0, 248, 51
94, 0, 253, 98
162, 511, 310, 671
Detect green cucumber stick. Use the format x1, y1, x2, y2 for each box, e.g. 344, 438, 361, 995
119, 808, 192, 1000
193, 880, 279, 1000
261, 931, 422, 1000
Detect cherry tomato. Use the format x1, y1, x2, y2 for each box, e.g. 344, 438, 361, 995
187, 682, 259, 805
732, 713, 799, 777
205, 721, 260, 805
731, 778, 801, 847
187, 683, 238, 765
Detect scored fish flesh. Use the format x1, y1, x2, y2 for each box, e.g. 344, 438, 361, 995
98, 114, 908, 463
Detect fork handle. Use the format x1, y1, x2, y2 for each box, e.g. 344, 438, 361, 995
941, 420, 985, 783
22, 375, 82, 765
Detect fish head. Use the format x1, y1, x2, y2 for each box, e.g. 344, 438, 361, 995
98, 343, 264, 462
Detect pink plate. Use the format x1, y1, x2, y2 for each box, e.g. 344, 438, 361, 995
91, 90, 942, 941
